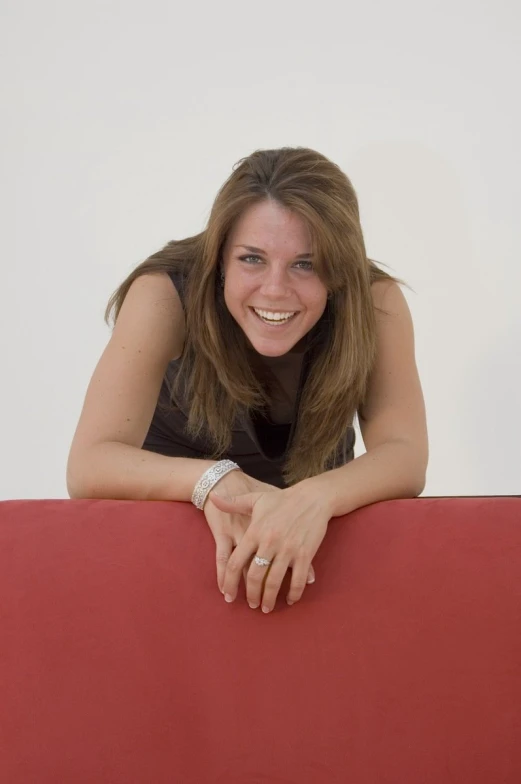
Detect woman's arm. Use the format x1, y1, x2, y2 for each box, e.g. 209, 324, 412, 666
297, 279, 428, 517
68, 439, 217, 501
67, 271, 193, 499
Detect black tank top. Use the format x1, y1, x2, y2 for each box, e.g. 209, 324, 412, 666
141, 269, 355, 487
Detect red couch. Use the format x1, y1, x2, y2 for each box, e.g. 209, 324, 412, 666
1, 496, 520, 783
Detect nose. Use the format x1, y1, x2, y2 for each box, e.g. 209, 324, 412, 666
259, 264, 292, 299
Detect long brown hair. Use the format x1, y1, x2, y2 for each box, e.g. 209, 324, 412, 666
105, 147, 406, 484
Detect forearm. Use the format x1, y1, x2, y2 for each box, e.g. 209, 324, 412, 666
66, 441, 273, 502
66, 440, 217, 501
297, 439, 427, 518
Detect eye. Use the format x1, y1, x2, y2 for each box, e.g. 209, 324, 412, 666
293, 260, 314, 271
238, 255, 313, 271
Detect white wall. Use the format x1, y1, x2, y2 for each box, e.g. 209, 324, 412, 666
2, 0, 520, 500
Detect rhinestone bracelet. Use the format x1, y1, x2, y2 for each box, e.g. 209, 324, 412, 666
191, 459, 242, 510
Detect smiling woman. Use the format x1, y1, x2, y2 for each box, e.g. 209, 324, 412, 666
66, 146, 428, 614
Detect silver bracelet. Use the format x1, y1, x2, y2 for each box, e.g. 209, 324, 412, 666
191, 459, 242, 510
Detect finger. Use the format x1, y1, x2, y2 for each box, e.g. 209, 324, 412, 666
251, 554, 290, 613
290, 561, 315, 584
244, 556, 273, 610
243, 553, 255, 593
215, 534, 234, 594
286, 558, 311, 606
210, 492, 256, 515
242, 554, 253, 590
222, 536, 257, 603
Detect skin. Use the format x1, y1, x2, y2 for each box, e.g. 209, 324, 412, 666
212, 199, 428, 614
221, 199, 328, 357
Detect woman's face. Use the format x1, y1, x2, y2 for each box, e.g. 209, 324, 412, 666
222, 200, 328, 357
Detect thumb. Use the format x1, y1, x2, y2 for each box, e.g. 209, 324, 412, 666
215, 534, 234, 594
210, 491, 258, 515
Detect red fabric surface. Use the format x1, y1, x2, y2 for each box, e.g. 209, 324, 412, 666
1, 496, 520, 783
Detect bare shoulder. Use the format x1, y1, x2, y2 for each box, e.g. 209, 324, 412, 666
358, 277, 426, 455
370, 279, 411, 319
369, 280, 416, 344
114, 271, 185, 362
67, 272, 186, 459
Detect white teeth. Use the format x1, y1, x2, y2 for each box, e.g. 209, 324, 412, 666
253, 308, 296, 322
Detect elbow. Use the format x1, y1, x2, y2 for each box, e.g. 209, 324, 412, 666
410, 474, 427, 497
395, 438, 428, 498
397, 473, 426, 501
66, 452, 92, 499
67, 481, 87, 500
410, 451, 429, 497
67, 470, 97, 500
66, 464, 79, 499
66, 472, 87, 499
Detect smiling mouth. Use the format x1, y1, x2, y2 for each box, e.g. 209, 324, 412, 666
250, 307, 299, 325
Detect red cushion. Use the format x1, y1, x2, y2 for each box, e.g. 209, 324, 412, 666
1, 497, 520, 783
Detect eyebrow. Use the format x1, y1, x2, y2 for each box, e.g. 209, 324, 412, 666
235, 244, 313, 258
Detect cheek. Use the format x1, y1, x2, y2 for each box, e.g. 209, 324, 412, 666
305, 286, 328, 312
224, 280, 251, 314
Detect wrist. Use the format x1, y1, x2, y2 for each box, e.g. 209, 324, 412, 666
290, 475, 335, 518
191, 459, 242, 510
213, 469, 269, 497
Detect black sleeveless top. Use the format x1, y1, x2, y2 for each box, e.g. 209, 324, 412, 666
141, 270, 355, 487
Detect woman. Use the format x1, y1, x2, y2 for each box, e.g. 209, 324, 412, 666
67, 146, 428, 614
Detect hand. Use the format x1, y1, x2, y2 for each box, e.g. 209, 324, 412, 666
203, 470, 315, 595
210, 483, 329, 612
203, 471, 276, 593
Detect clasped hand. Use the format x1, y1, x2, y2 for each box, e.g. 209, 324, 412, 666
208, 480, 330, 613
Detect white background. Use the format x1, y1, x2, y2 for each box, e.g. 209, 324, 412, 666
1, 0, 520, 500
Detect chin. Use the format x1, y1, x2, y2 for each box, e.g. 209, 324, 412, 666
234, 308, 314, 356
256, 346, 291, 358
245, 335, 300, 357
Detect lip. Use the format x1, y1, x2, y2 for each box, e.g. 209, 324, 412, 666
250, 306, 300, 315
249, 307, 299, 328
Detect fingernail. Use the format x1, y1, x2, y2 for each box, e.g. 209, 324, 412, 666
262, 605, 270, 613
249, 602, 259, 609
287, 599, 295, 606
225, 594, 234, 603
307, 576, 315, 584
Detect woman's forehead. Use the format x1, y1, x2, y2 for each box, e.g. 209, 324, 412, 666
225, 202, 313, 255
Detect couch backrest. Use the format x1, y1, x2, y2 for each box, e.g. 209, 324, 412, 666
1, 496, 520, 783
